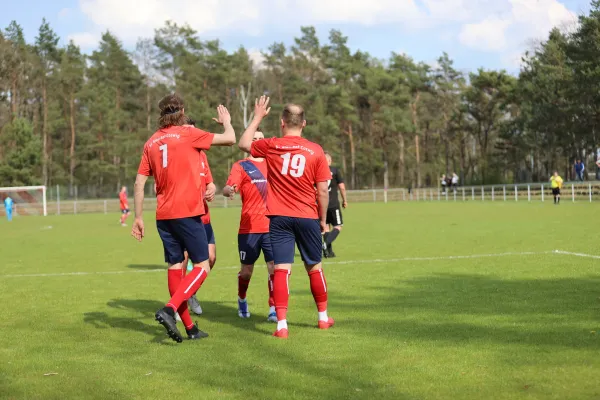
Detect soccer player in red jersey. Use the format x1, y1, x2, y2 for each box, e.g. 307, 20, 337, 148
132, 94, 235, 343
238, 97, 333, 339
119, 186, 130, 227
182, 119, 217, 316
222, 129, 276, 321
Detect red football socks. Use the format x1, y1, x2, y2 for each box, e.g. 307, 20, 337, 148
308, 269, 328, 312
166, 267, 207, 320
273, 269, 290, 320
268, 274, 275, 307
167, 269, 194, 329
238, 274, 251, 300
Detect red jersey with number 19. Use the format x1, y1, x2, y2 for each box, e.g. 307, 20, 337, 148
137, 125, 214, 220
250, 136, 331, 219
226, 159, 269, 233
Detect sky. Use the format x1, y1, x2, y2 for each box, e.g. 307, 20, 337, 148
1, 0, 592, 74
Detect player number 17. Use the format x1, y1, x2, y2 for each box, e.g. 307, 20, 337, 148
280, 153, 306, 177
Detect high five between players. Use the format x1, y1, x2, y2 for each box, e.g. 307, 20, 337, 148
132, 94, 235, 343
239, 96, 334, 339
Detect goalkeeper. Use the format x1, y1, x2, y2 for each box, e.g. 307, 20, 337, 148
3, 196, 13, 222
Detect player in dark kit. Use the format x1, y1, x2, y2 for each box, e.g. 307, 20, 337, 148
239, 96, 334, 339
132, 94, 235, 343
323, 152, 347, 258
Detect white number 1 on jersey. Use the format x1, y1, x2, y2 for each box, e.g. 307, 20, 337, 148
280, 153, 306, 177
159, 144, 168, 168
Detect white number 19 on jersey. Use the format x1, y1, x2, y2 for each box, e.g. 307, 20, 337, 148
280, 153, 306, 177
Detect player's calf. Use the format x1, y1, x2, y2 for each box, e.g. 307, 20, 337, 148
307, 265, 334, 330
238, 265, 253, 318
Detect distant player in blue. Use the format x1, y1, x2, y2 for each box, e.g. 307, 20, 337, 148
4, 196, 14, 221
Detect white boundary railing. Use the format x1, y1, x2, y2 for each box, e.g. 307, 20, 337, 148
5, 182, 600, 216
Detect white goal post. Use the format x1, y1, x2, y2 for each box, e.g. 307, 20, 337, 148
0, 186, 47, 216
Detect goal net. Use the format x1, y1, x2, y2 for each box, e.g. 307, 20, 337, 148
0, 186, 47, 217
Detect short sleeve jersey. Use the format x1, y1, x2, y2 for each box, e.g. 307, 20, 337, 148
137, 125, 214, 220
250, 136, 331, 219
551, 176, 563, 189
327, 166, 344, 209
226, 159, 269, 234
119, 192, 128, 210
199, 151, 213, 225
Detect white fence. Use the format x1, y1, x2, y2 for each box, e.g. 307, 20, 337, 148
4, 182, 599, 217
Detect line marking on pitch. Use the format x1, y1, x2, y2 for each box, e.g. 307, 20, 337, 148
1, 250, 579, 278
552, 250, 600, 259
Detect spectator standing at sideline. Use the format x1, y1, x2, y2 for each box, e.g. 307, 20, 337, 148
451, 173, 459, 192
574, 160, 585, 181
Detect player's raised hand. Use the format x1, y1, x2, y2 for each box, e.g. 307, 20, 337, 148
254, 96, 271, 120
212, 105, 231, 126
131, 217, 145, 242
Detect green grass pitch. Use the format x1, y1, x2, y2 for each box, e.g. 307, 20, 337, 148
1, 202, 600, 399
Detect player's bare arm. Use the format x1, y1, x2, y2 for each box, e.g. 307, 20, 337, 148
210, 105, 236, 146
239, 96, 270, 153
339, 182, 348, 208
205, 183, 216, 202
316, 181, 329, 233
132, 174, 148, 242
222, 184, 237, 199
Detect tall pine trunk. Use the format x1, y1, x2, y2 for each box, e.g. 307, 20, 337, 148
10, 74, 18, 120
398, 132, 405, 185
346, 122, 356, 189
69, 93, 76, 194
410, 91, 421, 187
42, 80, 49, 186
146, 82, 151, 131
415, 135, 421, 187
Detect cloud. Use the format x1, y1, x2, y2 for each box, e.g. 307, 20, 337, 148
459, 17, 511, 51
68, 32, 100, 48
70, 0, 578, 68
458, 0, 576, 56
248, 48, 266, 70
73, 0, 263, 45
303, 0, 422, 25
58, 8, 72, 19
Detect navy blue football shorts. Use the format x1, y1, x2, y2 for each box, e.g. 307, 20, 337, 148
156, 216, 209, 265
238, 233, 273, 265
204, 222, 216, 245
269, 216, 322, 265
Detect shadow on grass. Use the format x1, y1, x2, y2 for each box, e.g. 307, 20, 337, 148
102, 298, 314, 333
127, 264, 165, 270
83, 311, 167, 343
330, 273, 600, 349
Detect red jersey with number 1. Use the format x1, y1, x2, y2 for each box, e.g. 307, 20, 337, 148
250, 136, 331, 219
199, 151, 213, 224
226, 159, 269, 233
137, 125, 214, 220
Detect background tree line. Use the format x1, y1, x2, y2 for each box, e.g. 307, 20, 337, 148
2, 2, 600, 198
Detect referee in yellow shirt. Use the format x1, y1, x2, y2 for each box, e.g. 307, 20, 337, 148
550, 171, 563, 204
